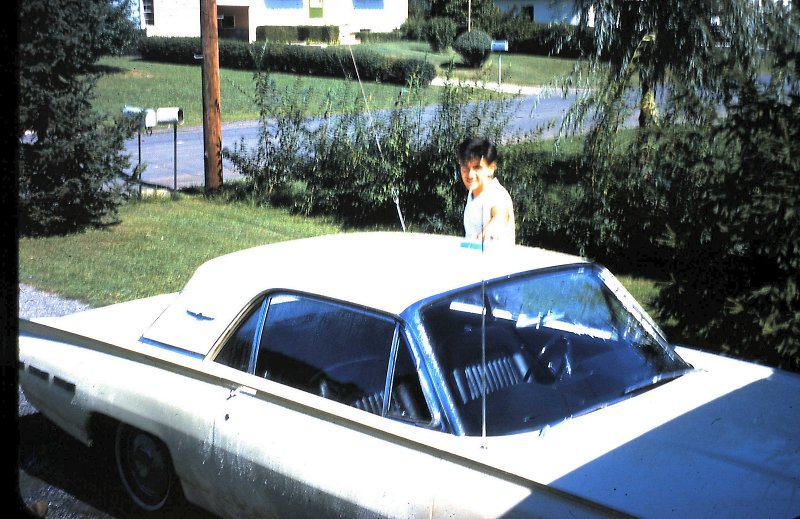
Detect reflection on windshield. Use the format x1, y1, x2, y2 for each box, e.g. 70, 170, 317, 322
420, 266, 691, 436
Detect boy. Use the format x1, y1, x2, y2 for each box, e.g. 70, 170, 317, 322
457, 137, 516, 243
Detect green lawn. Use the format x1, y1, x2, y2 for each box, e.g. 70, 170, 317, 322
94, 41, 584, 126
359, 41, 581, 87
95, 55, 445, 126
18, 195, 659, 313
21, 44, 658, 313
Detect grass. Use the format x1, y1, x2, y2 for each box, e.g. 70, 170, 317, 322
18, 195, 342, 307
93, 41, 584, 126
21, 43, 658, 313
360, 41, 582, 87
18, 195, 660, 314
95, 55, 445, 126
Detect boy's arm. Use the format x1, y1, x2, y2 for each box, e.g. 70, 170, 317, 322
480, 203, 512, 240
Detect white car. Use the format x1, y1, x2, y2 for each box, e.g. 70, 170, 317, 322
19, 232, 800, 518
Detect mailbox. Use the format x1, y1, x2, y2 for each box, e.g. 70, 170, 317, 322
491, 40, 509, 52
156, 107, 184, 125
122, 105, 156, 128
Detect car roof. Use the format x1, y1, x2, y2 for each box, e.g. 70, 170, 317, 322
142, 232, 587, 355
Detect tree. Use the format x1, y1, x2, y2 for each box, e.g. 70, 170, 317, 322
563, 0, 761, 143
430, 0, 501, 33
18, 0, 138, 236
562, 0, 800, 370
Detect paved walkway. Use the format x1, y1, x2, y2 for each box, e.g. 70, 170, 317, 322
429, 77, 549, 96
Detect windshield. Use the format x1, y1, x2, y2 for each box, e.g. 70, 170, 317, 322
420, 265, 691, 436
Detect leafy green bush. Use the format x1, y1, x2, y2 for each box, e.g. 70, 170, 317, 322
495, 20, 595, 58
138, 37, 436, 86
255, 25, 340, 43
400, 16, 427, 41
425, 17, 457, 52
355, 30, 405, 43
453, 30, 492, 67
256, 26, 298, 43
223, 70, 527, 231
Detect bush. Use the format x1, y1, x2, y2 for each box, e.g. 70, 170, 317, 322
356, 30, 405, 44
223, 70, 527, 230
425, 17, 457, 52
256, 25, 298, 43
256, 25, 340, 44
138, 37, 436, 86
453, 30, 492, 67
494, 19, 595, 58
400, 16, 427, 41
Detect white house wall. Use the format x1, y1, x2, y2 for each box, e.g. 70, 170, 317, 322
494, 0, 583, 25
140, 0, 408, 42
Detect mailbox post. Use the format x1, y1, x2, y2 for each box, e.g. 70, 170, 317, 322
122, 105, 184, 193
156, 107, 185, 190
491, 40, 509, 85
122, 106, 157, 196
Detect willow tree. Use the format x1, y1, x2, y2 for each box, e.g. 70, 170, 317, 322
561, 0, 762, 153
559, 1, 800, 371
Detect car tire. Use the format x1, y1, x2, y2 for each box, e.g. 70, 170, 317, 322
114, 423, 180, 512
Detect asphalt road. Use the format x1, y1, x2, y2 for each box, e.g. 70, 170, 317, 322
123, 85, 606, 191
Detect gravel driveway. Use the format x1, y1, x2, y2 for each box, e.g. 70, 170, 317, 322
18, 284, 91, 320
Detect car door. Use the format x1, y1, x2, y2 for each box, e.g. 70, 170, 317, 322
210, 293, 441, 518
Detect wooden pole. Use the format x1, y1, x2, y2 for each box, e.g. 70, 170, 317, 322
200, 0, 223, 191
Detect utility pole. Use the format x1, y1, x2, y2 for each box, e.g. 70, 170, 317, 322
200, 0, 223, 191
468, 0, 471, 32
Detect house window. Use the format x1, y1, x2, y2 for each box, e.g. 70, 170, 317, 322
142, 0, 154, 26
309, 0, 323, 18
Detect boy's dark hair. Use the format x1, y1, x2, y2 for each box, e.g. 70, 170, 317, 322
457, 137, 498, 164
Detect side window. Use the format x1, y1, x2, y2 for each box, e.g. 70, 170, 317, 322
255, 295, 396, 414
214, 302, 264, 372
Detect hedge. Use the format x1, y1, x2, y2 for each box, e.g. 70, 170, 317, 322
255, 25, 340, 44
138, 37, 436, 86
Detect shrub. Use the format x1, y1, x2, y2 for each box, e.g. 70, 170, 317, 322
138, 37, 435, 86
223, 70, 527, 231
425, 17, 457, 52
493, 19, 595, 58
256, 26, 298, 43
356, 29, 405, 43
453, 30, 492, 68
256, 25, 340, 44
400, 16, 427, 41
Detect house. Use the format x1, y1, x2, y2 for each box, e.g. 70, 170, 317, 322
494, 0, 589, 26
137, 0, 409, 43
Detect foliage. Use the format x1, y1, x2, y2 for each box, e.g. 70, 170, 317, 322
655, 5, 800, 370
400, 16, 429, 41
223, 67, 526, 232
430, 0, 501, 34
255, 25, 340, 44
356, 30, 406, 44
17, 0, 138, 236
424, 17, 458, 52
496, 19, 595, 58
453, 30, 492, 67
138, 37, 436, 86
564, 1, 800, 370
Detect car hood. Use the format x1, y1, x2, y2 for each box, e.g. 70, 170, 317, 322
475, 346, 800, 518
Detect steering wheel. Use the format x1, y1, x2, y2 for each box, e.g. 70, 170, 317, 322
524, 334, 573, 384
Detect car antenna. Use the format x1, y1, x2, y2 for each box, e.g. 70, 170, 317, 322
347, 45, 406, 232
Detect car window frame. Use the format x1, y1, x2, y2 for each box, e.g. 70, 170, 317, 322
212, 290, 442, 429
